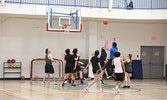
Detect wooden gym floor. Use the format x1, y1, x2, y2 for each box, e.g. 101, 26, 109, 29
0, 79, 167, 100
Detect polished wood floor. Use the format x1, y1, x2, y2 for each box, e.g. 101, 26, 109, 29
0, 79, 167, 100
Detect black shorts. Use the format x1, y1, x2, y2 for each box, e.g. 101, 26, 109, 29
65, 65, 72, 73
115, 73, 124, 82
76, 66, 81, 72
45, 63, 54, 73
93, 69, 101, 75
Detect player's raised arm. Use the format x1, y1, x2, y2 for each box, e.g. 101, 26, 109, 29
104, 38, 110, 51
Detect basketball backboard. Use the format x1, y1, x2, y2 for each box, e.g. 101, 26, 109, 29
46, 7, 82, 32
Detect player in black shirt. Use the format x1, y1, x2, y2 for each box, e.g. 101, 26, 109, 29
62, 48, 75, 87
73, 48, 85, 85
83, 50, 104, 93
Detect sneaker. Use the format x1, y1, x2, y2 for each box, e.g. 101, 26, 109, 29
112, 88, 118, 95
65, 81, 67, 83
72, 84, 76, 87
84, 88, 90, 93
127, 86, 130, 88
80, 81, 85, 85
54, 81, 58, 85
117, 90, 120, 95
99, 90, 104, 93
62, 83, 65, 87
101, 80, 104, 84
68, 80, 72, 84
42, 82, 46, 85
106, 76, 111, 79
123, 85, 128, 88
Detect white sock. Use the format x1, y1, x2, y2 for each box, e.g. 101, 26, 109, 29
115, 86, 118, 90
100, 88, 102, 91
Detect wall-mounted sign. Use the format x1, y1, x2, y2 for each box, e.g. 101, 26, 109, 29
142, 52, 146, 56
154, 52, 159, 56
152, 37, 156, 40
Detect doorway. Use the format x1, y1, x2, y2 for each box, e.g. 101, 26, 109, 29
141, 46, 164, 79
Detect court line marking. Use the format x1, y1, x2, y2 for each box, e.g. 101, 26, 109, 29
18, 86, 69, 100
0, 88, 37, 100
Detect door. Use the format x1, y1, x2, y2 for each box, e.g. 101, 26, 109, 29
141, 46, 164, 79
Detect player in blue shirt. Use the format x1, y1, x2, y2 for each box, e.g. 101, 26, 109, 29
104, 38, 118, 77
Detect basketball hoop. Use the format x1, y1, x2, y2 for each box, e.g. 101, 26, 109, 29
62, 24, 72, 32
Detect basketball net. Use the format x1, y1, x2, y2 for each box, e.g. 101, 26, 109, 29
62, 24, 72, 33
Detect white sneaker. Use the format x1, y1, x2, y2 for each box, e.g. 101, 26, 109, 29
42, 82, 46, 85
54, 81, 58, 85
106, 76, 111, 79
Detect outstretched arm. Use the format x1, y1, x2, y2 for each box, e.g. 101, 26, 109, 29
83, 62, 91, 72
48, 54, 56, 62
104, 38, 110, 51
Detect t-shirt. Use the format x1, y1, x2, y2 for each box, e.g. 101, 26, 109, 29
64, 54, 74, 67
45, 54, 52, 65
100, 49, 107, 66
113, 57, 123, 73
73, 54, 80, 66
110, 46, 118, 59
91, 56, 100, 72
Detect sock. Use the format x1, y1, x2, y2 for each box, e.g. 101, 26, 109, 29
72, 80, 75, 84
100, 88, 102, 91
80, 78, 83, 82
116, 85, 118, 90
63, 79, 66, 83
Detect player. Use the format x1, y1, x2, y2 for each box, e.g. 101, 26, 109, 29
123, 54, 133, 88
42, 48, 57, 85
99, 47, 110, 84
112, 52, 125, 95
104, 38, 118, 77
73, 48, 85, 85
83, 50, 104, 93
62, 49, 74, 87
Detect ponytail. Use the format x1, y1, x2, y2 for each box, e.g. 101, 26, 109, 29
129, 54, 132, 63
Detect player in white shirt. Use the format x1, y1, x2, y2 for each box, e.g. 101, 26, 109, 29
112, 52, 125, 95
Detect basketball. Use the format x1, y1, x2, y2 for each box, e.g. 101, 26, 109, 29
9, 65, 12, 68
11, 59, 15, 63
103, 19, 108, 25
7, 59, 11, 63
21, 76, 25, 80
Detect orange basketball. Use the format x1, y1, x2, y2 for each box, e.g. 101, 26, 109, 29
11, 59, 15, 63
21, 76, 25, 80
103, 19, 108, 25
7, 59, 11, 63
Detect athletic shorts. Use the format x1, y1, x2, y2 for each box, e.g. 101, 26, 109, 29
45, 63, 54, 73
93, 69, 101, 75
115, 73, 124, 82
65, 65, 72, 73
76, 66, 81, 72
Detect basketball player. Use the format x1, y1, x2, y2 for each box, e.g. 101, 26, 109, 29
112, 52, 125, 95
123, 54, 133, 88
73, 48, 85, 85
100, 47, 110, 84
62, 49, 74, 87
104, 38, 118, 77
83, 50, 104, 93
42, 48, 57, 85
